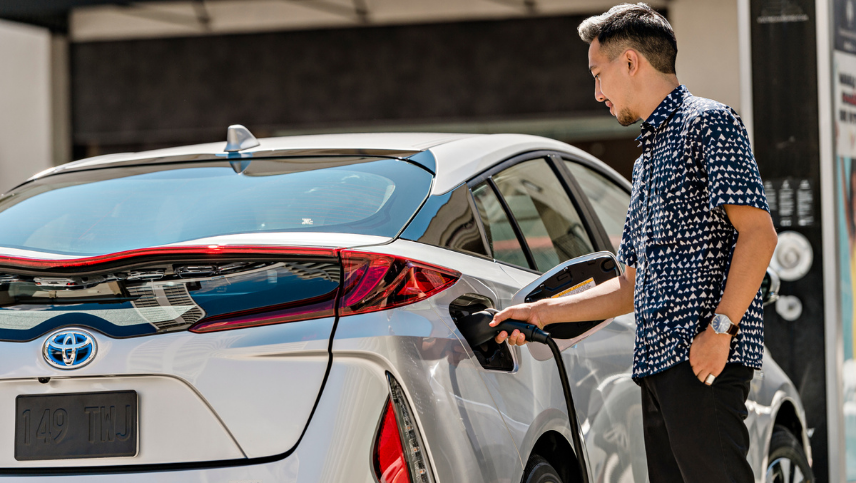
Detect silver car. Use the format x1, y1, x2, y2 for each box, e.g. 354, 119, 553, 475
0, 131, 811, 482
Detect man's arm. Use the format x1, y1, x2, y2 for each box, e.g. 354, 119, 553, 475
688, 204, 777, 383
491, 265, 636, 346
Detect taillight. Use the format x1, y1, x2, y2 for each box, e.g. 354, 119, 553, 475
374, 399, 411, 483
339, 250, 459, 316
188, 250, 458, 333
374, 374, 436, 483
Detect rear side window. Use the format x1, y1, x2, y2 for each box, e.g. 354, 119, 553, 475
492, 159, 593, 272
472, 182, 528, 268
0, 158, 432, 256
400, 184, 488, 257
564, 161, 630, 253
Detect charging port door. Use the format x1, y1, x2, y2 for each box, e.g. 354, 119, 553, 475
511, 251, 621, 341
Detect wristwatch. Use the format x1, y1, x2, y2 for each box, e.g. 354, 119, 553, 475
710, 313, 739, 336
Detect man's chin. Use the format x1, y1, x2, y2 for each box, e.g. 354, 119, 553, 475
617, 117, 640, 127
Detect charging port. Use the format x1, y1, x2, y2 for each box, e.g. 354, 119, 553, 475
449, 294, 514, 371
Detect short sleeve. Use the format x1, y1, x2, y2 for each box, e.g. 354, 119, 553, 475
616, 159, 639, 268
701, 109, 770, 213
616, 212, 637, 268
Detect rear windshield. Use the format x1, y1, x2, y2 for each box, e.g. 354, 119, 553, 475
0, 157, 432, 256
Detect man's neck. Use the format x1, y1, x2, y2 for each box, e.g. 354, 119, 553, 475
636, 76, 681, 122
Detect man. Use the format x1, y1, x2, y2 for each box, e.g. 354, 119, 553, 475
490, 3, 778, 482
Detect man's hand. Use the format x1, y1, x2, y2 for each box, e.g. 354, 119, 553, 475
489, 302, 545, 346
689, 326, 732, 384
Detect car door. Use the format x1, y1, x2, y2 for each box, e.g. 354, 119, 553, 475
559, 155, 648, 482
467, 152, 647, 482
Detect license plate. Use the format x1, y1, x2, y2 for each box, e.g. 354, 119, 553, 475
15, 391, 138, 461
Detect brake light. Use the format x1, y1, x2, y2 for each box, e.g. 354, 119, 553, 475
374, 399, 411, 483
339, 251, 459, 316
190, 251, 459, 333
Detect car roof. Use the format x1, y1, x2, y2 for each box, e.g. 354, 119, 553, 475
27, 132, 628, 195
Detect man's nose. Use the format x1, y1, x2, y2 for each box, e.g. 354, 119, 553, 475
594, 80, 605, 102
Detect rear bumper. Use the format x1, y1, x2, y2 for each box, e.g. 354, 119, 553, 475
0, 355, 388, 482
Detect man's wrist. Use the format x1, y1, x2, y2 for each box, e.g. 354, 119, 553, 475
533, 299, 553, 325
713, 305, 743, 326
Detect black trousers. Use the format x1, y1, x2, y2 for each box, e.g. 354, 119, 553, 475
640, 361, 755, 483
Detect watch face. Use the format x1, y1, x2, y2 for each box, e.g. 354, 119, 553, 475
712, 315, 730, 333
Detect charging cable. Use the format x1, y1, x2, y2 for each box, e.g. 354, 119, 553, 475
457, 310, 589, 483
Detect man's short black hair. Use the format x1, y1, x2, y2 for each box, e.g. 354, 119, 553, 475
578, 3, 677, 75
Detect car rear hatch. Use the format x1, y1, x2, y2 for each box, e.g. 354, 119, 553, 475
0, 155, 438, 470
0, 246, 345, 468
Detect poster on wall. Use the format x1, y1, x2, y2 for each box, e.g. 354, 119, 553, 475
836, 0, 856, 477
834, 2, 856, 479
835, 41, 856, 483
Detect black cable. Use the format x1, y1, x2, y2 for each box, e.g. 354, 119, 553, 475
456, 312, 591, 483
546, 337, 589, 483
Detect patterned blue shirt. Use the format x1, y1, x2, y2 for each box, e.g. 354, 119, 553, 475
617, 85, 770, 381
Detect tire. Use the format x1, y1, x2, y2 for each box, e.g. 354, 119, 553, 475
765, 425, 814, 483
522, 454, 563, 483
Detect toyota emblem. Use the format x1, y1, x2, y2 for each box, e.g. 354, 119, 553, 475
43, 328, 97, 370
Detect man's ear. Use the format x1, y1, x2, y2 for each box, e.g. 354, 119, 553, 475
624, 49, 640, 76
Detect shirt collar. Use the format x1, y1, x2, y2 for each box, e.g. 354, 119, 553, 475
636, 85, 689, 141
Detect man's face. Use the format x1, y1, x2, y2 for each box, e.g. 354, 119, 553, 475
588, 39, 637, 126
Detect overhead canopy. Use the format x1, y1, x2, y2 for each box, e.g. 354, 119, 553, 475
0, 0, 173, 32
0, 0, 667, 39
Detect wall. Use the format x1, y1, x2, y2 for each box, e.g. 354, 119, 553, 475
670, 0, 742, 111
0, 20, 52, 193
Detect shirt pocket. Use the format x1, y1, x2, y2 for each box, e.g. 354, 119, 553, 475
645, 156, 682, 243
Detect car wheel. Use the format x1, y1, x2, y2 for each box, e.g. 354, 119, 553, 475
765, 425, 814, 483
522, 454, 563, 483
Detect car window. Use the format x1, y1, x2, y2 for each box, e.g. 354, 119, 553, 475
492, 158, 593, 272
0, 158, 432, 256
564, 161, 630, 253
472, 182, 529, 268
400, 184, 488, 258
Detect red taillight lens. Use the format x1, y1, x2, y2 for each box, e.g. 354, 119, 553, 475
374, 399, 411, 483
339, 251, 460, 316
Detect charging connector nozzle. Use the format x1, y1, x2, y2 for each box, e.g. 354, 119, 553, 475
457, 310, 550, 347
